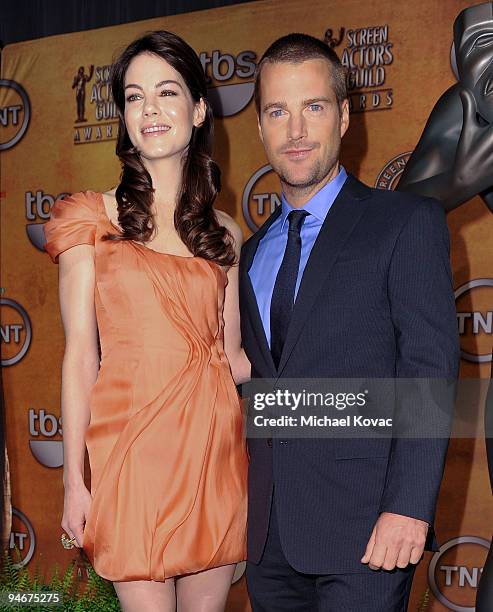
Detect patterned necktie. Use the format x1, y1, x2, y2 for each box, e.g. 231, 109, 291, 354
270, 209, 309, 369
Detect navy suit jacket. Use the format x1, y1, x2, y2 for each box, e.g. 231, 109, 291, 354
239, 174, 460, 574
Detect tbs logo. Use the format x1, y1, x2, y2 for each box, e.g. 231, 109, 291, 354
25, 190, 70, 251
29, 408, 64, 468
199, 49, 256, 117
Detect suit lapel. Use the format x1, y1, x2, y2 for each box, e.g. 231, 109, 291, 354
240, 206, 282, 378
276, 175, 372, 375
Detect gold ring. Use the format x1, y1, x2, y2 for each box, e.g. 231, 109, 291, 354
61, 533, 77, 549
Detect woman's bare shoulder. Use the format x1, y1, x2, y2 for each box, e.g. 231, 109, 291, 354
103, 187, 117, 197
215, 209, 244, 246
101, 187, 118, 222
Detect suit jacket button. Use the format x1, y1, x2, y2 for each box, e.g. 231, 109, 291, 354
267, 438, 272, 447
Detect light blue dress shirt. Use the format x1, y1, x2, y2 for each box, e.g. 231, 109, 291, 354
248, 166, 348, 347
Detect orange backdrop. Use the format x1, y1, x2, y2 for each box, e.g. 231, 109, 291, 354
1, 0, 492, 609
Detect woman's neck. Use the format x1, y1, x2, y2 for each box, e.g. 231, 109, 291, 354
143, 155, 183, 220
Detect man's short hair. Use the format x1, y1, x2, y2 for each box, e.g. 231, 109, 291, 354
254, 32, 348, 115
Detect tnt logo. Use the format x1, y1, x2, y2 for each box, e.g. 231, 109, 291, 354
25, 190, 70, 251
0, 79, 31, 150
428, 536, 489, 611
0, 298, 32, 367
455, 279, 492, 363
29, 408, 64, 468
242, 165, 281, 232
9, 508, 36, 568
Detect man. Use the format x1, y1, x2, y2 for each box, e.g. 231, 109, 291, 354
239, 33, 460, 611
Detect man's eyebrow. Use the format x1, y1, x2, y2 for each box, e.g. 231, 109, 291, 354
262, 101, 288, 113
124, 80, 184, 90
262, 97, 333, 113
302, 97, 331, 105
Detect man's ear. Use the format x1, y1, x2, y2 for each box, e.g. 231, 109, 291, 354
193, 97, 207, 128
339, 98, 349, 138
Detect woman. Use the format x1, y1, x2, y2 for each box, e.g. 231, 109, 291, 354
45, 31, 250, 611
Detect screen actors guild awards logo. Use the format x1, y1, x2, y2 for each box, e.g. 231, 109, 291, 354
72, 63, 118, 145
375, 153, 412, 190
325, 24, 395, 113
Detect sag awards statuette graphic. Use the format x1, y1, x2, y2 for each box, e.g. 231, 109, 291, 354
0, 298, 32, 367
325, 25, 394, 113
72, 65, 94, 123
0, 79, 31, 151
396, 3, 493, 214
428, 536, 490, 612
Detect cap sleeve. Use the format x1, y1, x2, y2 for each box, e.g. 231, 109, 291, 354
44, 191, 100, 263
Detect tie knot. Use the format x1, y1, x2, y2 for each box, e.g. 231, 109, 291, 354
287, 209, 309, 235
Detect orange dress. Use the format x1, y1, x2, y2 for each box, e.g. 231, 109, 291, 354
44, 191, 247, 582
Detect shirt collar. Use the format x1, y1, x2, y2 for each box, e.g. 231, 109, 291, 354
280, 166, 348, 232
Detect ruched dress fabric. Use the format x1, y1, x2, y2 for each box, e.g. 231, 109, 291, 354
44, 191, 247, 582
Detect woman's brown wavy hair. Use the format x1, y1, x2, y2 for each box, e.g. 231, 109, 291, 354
105, 30, 235, 266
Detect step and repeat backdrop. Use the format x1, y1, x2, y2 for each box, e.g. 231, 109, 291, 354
1, 0, 492, 609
